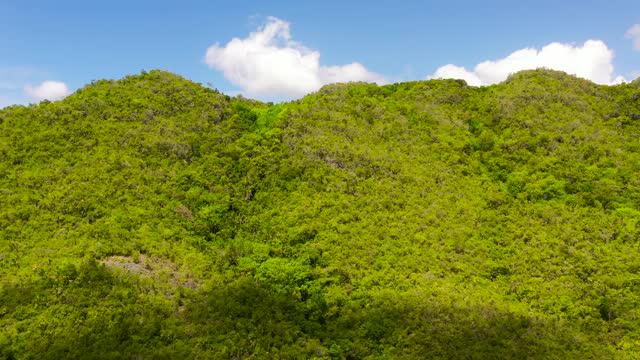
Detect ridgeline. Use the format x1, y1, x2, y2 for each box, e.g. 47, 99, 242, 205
2, 69, 640, 359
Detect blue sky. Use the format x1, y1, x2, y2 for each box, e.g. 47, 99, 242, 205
1, 0, 639, 105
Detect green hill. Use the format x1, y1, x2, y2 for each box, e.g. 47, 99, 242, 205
1, 69, 640, 359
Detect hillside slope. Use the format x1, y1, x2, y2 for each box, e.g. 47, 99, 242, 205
1, 69, 640, 359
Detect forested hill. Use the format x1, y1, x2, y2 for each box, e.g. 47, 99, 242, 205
2, 69, 640, 359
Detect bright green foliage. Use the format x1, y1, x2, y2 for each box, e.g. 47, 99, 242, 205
1, 69, 640, 358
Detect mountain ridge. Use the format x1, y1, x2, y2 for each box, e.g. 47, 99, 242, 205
1, 68, 640, 359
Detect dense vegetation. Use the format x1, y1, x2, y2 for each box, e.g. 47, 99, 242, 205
1, 69, 640, 359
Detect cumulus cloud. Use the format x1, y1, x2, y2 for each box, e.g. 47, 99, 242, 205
627, 24, 640, 51
431, 64, 483, 86
429, 40, 625, 86
205, 16, 386, 98
24, 80, 70, 101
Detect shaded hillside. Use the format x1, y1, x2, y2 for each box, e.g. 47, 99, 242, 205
1, 69, 640, 359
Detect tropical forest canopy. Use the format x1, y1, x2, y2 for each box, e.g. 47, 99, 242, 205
1, 69, 640, 359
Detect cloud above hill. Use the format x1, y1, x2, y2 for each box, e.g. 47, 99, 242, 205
429, 40, 626, 86
24, 80, 71, 101
204, 16, 386, 98
627, 24, 640, 51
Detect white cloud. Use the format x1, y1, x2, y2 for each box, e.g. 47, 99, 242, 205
24, 80, 70, 101
429, 40, 625, 86
627, 24, 640, 51
204, 16, 386, 98
431, 64, 482, 86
